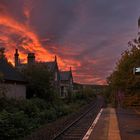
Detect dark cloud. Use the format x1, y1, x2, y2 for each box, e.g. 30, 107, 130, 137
0, 0, 26, 22
28, 0, 79, 43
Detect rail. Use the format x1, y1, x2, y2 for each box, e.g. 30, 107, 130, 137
53, 101, 98, 140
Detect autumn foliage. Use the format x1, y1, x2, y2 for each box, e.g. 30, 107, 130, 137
107, 35, 140, 106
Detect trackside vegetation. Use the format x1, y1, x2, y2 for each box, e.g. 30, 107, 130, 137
0, 93, 96, 140
105, 33, 140, 107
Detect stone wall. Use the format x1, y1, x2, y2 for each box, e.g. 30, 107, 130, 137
0, 83, 26, 99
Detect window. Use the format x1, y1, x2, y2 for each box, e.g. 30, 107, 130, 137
55, 71, 58, 81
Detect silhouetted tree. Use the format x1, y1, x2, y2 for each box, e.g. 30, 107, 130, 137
22, 64, 58, 101
107, 29, 140, 106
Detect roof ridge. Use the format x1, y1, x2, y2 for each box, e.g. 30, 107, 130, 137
0, 58, 26, 82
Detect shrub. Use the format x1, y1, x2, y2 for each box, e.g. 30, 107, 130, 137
73, 88, 96, 101
45, 108, 57, 122
55, 104, 72, 117
0, 96, 93, 139
0, 98, 48, 139
0, 110, 30, 140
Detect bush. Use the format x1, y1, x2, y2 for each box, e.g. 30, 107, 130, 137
0, 98, 48, 139
45, 108, 57, 122
55, 104, 73, 117
0, 95, 94, 139
0, 110, 30, 140
73, 88, 96, 101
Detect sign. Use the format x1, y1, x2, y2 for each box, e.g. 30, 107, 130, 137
133, 67, 140, 75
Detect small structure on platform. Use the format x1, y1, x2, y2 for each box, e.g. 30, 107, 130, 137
60, 67, 73, 97
0, 48, 26, 99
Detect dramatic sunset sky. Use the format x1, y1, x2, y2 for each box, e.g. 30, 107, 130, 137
0, 0, 140, 84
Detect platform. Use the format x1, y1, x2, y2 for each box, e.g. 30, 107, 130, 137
117, 107, 140, 140
83, 107, 121, 140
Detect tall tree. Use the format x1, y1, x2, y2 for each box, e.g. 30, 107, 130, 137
23, 64, 57, 101
107, 18, 140, 106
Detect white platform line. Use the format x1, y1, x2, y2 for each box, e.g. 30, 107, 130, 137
82, 108, 103, 140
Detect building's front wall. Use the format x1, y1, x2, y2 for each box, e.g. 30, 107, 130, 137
60, 79, 73, 98
52, 67, 61, 95
60, 83, 69, 97
0, 83, 26, 99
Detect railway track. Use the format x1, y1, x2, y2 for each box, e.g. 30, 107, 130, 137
53, 97, 104, 140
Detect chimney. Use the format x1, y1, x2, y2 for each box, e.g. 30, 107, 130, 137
54, 55, 57, 62
14, 49, 19, 67
27, 53, 35, 65
70, 67, 72, 72
0, 47, 5, 59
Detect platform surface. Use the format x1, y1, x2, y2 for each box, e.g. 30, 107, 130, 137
87, 108, 121, 140
117, 107, 140, 140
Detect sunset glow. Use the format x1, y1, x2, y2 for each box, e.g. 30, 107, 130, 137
0, 0, 140, 85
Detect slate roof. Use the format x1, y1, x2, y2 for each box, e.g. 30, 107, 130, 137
17, 60, 57, 73
44, 61, 56, 72
0, 58, 26, 83
60, 71, 71, 81
38, 61, 56, 72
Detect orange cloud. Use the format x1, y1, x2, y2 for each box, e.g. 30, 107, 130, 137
0, 13, 52, 61
0, 12, 81, 74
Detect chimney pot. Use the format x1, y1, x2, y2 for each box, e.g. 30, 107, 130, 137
27, 53, 35, 65
14, 49, 19, 67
